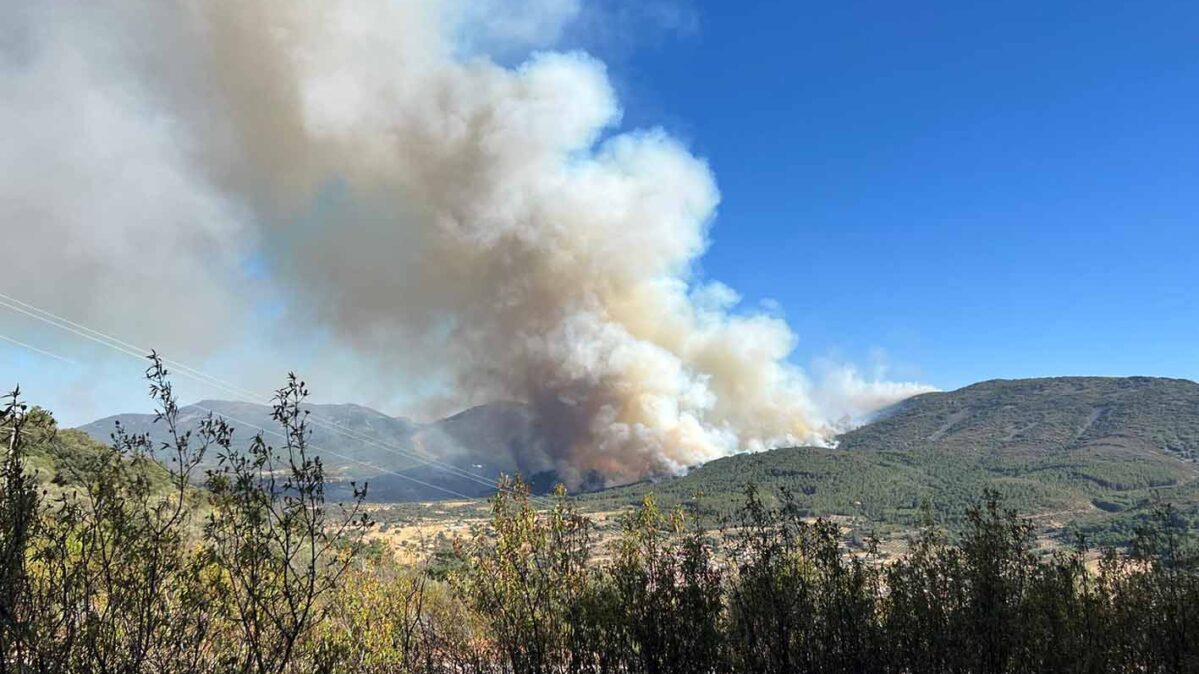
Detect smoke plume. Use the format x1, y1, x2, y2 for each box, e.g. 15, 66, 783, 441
1, 0, 932, 485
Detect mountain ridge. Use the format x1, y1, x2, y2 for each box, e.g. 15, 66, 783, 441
577, 375, 1199, 542
78, 376, 1199, 512
78, 399, 545, 500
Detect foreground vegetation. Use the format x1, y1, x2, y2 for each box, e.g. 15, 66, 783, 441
3, 360, 1199, 673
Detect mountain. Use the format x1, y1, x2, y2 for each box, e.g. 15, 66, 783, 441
78, 399, 554, 501
82, 399, 422, 471
328, 401, 562, 501
578, 377, 1199, 542
839, 376, 1199, 461
78, 376, 1199, 531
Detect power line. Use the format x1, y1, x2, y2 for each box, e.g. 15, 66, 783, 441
0, 291, 491, 484
0, 331, 79, 365
0, 291, 551, 504
0, 322, 473, 500
186, 402, 475, 500
0, 291, 511, 492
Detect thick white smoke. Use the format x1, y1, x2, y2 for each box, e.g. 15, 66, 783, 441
1, 0, 933, 485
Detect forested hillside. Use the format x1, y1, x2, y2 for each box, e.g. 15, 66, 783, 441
841, 376, 1199, 460
74, 376, 1199, 543
580, 377, 1199, 542
18, 405, 170, 497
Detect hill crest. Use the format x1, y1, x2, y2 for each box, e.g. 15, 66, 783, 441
79, 376, 1199, 509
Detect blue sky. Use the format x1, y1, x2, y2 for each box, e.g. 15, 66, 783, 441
594, 0, 1199, 388
2, 0, 1198, 426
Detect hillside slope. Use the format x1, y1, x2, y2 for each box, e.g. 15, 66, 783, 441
580, 377, 1199, 538
79, 400, 554, 501
840, 376, 1199, 461
79, 376, 1199, 524
83, 400, 423, 474
19, 408, 171, 498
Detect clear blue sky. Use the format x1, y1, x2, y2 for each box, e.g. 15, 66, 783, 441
599, 0, 1199, 388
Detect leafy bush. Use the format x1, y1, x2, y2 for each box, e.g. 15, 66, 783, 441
0, 355, 369, 673
3, 363, 1199, 673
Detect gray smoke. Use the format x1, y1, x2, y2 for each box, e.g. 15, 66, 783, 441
0, 0, 933, 485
